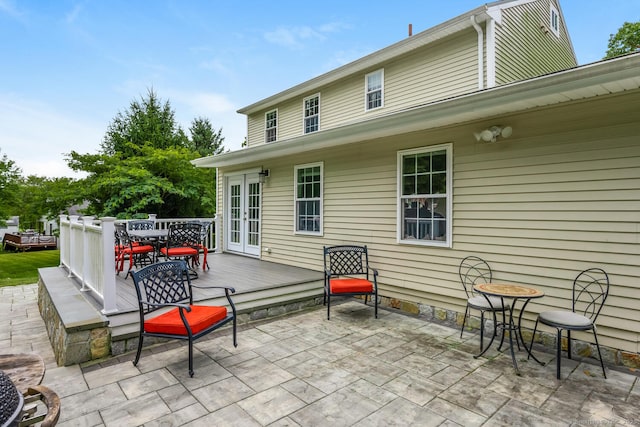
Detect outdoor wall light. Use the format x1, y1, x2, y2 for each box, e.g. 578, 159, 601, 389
258, 169, 270, 183
474, 125, 513, 143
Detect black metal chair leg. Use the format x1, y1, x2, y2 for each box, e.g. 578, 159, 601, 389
460, 306, 469, 338
133, 335, 144, 366
556, 329, 562, 379
593, 329, 607, 379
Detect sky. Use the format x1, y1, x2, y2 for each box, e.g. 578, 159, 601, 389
1, 1, 638, 178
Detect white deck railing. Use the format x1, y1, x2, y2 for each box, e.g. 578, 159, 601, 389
58, 214, 219, 314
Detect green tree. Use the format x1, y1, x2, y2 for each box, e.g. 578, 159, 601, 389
67, 90, 220, 218
0, 151, 22, 226
101, 88, 189, 156
604, 21, 640, 59
18, 176, 82, 230
188, 117, 225, 157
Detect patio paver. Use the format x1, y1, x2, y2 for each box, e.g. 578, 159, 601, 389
2, 283, 639, 426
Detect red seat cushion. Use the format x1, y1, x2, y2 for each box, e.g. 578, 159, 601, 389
145, 305, 228, 335
125, 245, 154, 254
160, 247, 198, 256
330, 278, 373, 294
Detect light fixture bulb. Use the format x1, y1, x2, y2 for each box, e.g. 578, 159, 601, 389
501, 126, 513, 138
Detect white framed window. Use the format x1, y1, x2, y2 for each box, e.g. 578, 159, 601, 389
365, 69, 384, 111
397, 144, 452, 247
303, 94, 320, 134
265, 109, 277, 143
294, 162, 323, 235
549, 4, 560, 37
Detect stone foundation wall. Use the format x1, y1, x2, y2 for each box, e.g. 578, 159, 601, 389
38, 274, 111, 366
378, 295, 640, 371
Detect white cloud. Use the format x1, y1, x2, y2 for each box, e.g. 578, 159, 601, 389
264, 25, 324, 49
0, 94, 103, 177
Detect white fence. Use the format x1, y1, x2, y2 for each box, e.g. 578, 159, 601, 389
58, 215, 218, 314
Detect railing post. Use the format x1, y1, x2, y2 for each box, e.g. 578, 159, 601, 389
213, 214, 220, 253
101, 217, 118, 314
80, 216, 95, 291
58, 214, 67, 268
68, 215, 80, 278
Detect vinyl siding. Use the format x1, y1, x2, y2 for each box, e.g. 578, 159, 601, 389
495, 0, 576, 85
246, 31, 479, 146
242, 90, 640, 353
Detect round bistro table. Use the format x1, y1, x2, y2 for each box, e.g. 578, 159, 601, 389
0, 353, 45, 394
472, 283, 545, 375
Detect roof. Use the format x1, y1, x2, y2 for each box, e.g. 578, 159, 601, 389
236, 0, 538, 115
193, 53, 640, 169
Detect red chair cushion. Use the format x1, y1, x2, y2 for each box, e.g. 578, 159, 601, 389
145, 305, 228, 335
125, 245, 154, 254
330, 278, 373, 294
160, 247, 198, 256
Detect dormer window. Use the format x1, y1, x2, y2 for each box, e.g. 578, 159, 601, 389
304, 94, 320, 134
265, 109, 277, 143
365, 69, 384, 111
549, 4, 560, 37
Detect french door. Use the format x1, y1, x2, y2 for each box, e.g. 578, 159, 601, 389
226, 173, 261, 256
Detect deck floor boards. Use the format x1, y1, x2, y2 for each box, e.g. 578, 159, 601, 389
114, 253, 323, 312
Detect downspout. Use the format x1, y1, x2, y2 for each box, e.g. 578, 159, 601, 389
470, 16, 484, 90
485, 14, 497, 87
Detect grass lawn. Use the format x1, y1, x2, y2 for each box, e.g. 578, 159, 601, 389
0, 248, 60, 287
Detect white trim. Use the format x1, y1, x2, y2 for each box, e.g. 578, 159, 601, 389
396, 143, 452, 248
364, 69, 384, 111
265, 108, 278, 143
303, 93, 320, 134
293, 162, 323, 236
549, 3, 560, 38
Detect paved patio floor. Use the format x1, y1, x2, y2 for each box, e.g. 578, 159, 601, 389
2, 284, 639, 426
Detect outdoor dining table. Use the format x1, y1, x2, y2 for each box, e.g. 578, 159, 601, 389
0, 353, 45, 394
472, 283, 545, 375
127, 228, 169, 242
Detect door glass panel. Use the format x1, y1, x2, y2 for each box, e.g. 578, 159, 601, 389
230, 183, 241, 244
247, 182, 260, 247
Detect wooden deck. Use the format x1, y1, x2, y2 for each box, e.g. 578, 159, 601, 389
108, 253, 325, 340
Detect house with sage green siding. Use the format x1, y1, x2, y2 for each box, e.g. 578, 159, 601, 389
193, 0, 640, 366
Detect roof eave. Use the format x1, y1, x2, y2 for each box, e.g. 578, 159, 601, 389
194, 54, 640, 169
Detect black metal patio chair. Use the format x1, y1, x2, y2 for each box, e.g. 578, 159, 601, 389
159, 223, 202, 278
131, 260, 237, 377
459, 256, 509, 351
114, 225, 155, 279
529, 268, 610, 379
323, 245, 378, 320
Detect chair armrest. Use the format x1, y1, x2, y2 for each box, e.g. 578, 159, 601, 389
190, 284, 236, 294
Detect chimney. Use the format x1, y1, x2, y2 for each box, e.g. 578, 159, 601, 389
408, 23, 413, 37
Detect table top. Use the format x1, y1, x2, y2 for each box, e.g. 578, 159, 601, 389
0, 353, 45, 394
474, 283, 544, 299
128, 229, 168, 239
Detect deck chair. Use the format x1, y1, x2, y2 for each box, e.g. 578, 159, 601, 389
159, 223, 202, 278
131, 260, 237, 377
115, 225, 155, 279
459, 256, 509, 351
530, 268, 609, 379
187, 221, 211, 271
323, 245, 378, 320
